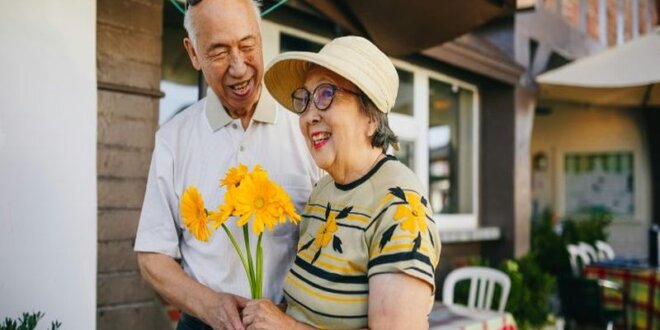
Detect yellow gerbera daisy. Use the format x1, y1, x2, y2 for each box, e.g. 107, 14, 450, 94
275, 184, 301, 224
234, 170, 282, 235
314, 213, 337, 248
393, 192, 428, 235
208, 186, 237, 230
180, 186, 212, 242
221, 163, 249, 188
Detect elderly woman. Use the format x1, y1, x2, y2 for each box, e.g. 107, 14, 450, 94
242, 36, 441, 330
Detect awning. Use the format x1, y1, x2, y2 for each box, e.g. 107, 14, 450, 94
302, 0, 515, 56
537, 28, 660, 107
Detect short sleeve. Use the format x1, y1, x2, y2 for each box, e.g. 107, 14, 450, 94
367, 188, 441, 292
134, 135, 182, 258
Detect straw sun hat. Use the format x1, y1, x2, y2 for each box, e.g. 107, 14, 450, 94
264, 36, 399, 114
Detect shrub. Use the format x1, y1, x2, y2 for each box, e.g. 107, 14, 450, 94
0, 312, 60, 330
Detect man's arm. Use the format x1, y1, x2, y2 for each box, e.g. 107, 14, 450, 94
137, 252, 248, 330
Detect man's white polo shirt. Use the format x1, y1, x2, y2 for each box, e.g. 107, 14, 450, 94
134, 87, 319, 302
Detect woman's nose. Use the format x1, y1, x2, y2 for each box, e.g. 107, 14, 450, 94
301, 104, 321, 124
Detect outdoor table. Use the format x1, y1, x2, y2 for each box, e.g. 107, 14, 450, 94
429, 302, 517, 330
584, 261, 660, 330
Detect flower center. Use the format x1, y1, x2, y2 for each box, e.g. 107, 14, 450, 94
254, 197, 265, 209
412, 210, 418, 217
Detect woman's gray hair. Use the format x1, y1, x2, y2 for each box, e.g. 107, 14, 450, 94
359, 96, 400, 153
183, 0, 262, 48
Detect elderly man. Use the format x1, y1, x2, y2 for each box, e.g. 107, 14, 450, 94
134, 1, 318, 329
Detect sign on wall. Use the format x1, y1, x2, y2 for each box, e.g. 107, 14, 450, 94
564, 152, 634, 217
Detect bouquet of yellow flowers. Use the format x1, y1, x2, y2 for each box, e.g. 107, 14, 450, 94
180, 164, 300, 298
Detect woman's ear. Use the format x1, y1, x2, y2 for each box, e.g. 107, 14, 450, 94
367, 115, 378, 138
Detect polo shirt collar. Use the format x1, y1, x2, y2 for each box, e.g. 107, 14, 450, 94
205, 85, 277, 131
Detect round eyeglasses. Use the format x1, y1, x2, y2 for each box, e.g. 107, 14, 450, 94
291, 83, 363, 114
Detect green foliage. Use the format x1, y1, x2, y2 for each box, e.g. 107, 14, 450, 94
500, 255, 555, 330
531, 208, 612, 277
0, 312, 61, 330
562, 210, 612, 245
531, 209, 571, 275
449, 209, 611, 329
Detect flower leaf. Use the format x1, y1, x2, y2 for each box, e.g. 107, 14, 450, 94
324, 202, 331, 221
336, 206, 353, 219
379, 224, 398, 251
413, 232, 422, 252
311, 248, 322, 264
332, 236, 343, 254
388, 187, 407, 202
298, 237, 315, 252
428, 227, 435, 247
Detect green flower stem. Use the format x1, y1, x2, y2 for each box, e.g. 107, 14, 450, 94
221, 224, 252, 291
243, 225, 257, 298
256, 234, 263, 298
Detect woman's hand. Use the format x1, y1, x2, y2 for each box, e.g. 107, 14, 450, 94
242, 299, 302, 330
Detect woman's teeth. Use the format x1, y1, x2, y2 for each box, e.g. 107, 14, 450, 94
312, 132, 330, 144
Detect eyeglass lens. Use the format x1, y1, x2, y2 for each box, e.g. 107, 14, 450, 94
291, 84, 337, 114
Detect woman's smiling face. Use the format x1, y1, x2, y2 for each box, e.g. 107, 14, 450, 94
298, 67, 376, 174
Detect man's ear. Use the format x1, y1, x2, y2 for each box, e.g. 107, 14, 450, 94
183, 37, 202, 71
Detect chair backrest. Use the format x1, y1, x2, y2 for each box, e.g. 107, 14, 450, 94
595, 240, 615, 260
442, 266, 511, 312
578, 242, 599, 262
567, 244, 591, 276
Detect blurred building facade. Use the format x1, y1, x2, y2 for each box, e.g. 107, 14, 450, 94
89, 0, 660, 328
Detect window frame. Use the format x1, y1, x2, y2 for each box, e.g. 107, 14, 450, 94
263, 21, 481, 230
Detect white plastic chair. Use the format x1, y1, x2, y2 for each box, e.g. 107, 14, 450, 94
442, 266, 511, 313
578, 242, 599, 263
595, 240, 616, 260
567, 244, 591, 276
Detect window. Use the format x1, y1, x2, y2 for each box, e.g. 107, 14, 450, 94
270, 23, 480, 228
280, 33, 323, 53
392, 69, 414, 116
428, 79, 475, 215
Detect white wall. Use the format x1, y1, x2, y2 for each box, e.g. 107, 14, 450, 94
0, 1, 97, 328
532, 106, 651, 258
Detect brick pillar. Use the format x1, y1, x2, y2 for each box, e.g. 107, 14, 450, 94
96, 0, 172, 329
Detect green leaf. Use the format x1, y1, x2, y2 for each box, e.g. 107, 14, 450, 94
311, 248, 322, 264
379, 224, 398, 251
388, 187, 407, 202
324, 202, 331, 221
332, 236, 343, 253
336, 206, 353, 219
428, 227, 435, 247
298, 237, 315, 252
413, 232, 421, 252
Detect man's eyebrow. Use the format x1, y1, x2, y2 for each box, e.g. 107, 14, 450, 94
240, 35, 257, 43
206, 42, 229, 53
205, 35, 257, 53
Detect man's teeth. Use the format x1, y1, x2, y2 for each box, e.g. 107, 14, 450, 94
232, 81, 249, 90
